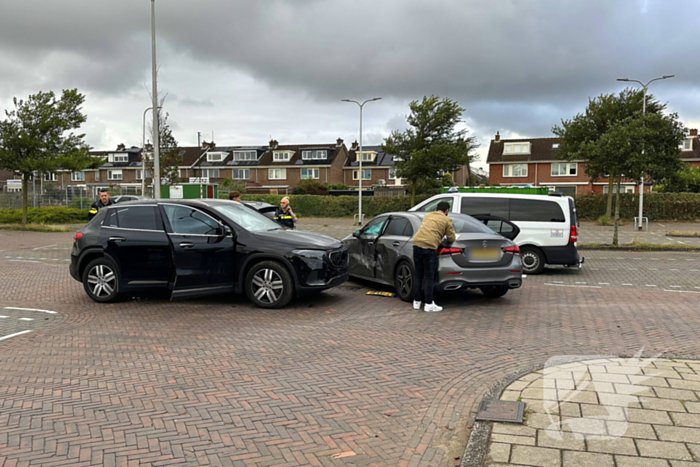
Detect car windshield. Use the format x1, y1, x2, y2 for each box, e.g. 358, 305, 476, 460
213, 203, 283, 232
448, 214, 495, 235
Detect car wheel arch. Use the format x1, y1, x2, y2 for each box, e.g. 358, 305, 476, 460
238, 254, 299, 294
519, 244, 548, 262
78, 248, 106, 279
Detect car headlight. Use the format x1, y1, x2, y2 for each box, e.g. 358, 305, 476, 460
292, 250, 326, 260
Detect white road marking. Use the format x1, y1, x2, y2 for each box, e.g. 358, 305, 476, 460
522, 274, 527, 278
32, 244, 57, 250
0, 330, 32, 342
598, 283, 610, 285
9, 260, 40, 264
622, 284, 633, 286
553, 281, 564, 284
3, 307, 57, 315
0, 315, 8, 318
544, 283, 602, 289
51, 259, 59, 261
669, 286, 682, 288
658, 223, 666, 227
575, 282, 587, 284
646, 285, 657, 287
18, 318, 34, 321
664, 289, 700, 294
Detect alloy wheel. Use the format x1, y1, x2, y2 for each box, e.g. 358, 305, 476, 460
251, 268, 284, 304
87, 264, 116, 298
397, 264, 413, 297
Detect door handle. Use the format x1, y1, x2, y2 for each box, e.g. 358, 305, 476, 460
109, 236, 126, 243
392, 242, 401, 247
367, 241, 374, 246
179, 242, 194, 248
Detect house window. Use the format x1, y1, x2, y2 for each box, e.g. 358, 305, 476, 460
108, 170, 123, 181
552, 143, 560, 149
302, 150, 326, 160
359, 152, 375, 162
233, 169, 250, 180
273, 152, 291, 162
603, 185, 635, 194
682, 138, 693, 151
44, 173, 57, 182
551, 162, 577, 177
504, 143, 531, 155
388, 168, 396, 180
179, 169, 188, 178
71, 171, 85, 182
269, 168, 286, 180
201, 168, 220, 178
136, 170, 152, 180
301, 168, 320, 179
503, 164, 528, 177
315, 150, 325, 159
207, 152, 224, 162
233, 151, 257, 161
113, 154, 128, 163
302, 151, 312, 160
94, 171, 100, 181
353, 169, 371, 180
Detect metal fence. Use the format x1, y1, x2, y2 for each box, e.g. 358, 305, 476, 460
0, 181, 153, 210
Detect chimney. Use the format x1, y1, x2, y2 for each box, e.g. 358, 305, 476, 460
202, 140, 216, 150
269, 139, 278, 149
116, 143, 126, 151
351, 140, 359, 150
336, 138, 344, 147
690, 129, 698, 137
494, 131, 500, 142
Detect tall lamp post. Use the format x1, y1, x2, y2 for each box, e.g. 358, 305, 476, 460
617, 75, 674, 230
341, 97, 381, 225
151, 0, 161, 199
142, 106, 161, 197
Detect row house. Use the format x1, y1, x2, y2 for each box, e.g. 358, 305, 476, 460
486, 130, 700, 196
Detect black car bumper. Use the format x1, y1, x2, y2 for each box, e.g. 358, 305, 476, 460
297, 271, 349, 295
288, 247, 350, 295
69, 255, 80, 281
542, 243, 582, 266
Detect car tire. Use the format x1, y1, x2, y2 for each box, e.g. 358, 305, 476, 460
520, 246, 545, 274
394, 261, 415, 303
82, 257, 121, 303
245, 260, 294, 309
480, 285, 509, 298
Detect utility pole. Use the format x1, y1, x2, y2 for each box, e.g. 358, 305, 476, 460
151, 0, 161, 199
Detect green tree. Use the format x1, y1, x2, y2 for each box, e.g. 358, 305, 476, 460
659, 164, 700, 193
0, 89, 99, 224
144, 105, 182, 189
382, 95, 478, 205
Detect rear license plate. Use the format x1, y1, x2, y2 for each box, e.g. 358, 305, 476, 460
469, 248, 500, 261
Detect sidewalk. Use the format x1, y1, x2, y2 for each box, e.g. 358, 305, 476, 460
480, 357, 700, 467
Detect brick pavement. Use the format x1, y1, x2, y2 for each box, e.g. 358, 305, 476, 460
0, 230, 699, 466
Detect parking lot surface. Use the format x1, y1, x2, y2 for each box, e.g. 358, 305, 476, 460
0, 230, 699, 466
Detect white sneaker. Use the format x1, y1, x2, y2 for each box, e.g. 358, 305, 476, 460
424, 302, 443, 313
413, 301, 422, 310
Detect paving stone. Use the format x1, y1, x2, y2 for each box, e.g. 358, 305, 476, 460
605, 421, 658, 440
561, 417, 608, 437
615, 383, 656, 397
655, 426, 700, 443
491, 434, 536, 446
560, 389, 599, 405
685, 402, 700, 414
510, 445, 561, 467
580, 404, 626, 420
523, 399, 559, 415
493, 423, 537, 437
591, 373, 632, 384
636, 440, 692, 460
520, 374, 543, 383
526, 413, 561, 430
628, 376, 671, 388
562, 451, 614, 467
655, 388, 700, 401
586, 437, 638, 455
685, 443, 700, 460
669, 461, 700, 467
628, 408, 674, 425
643, 368, 686, 380
598, 393, 641, 408
681, 374, 700, 382
669, 380, 700, 391
641, 397, 688, 412
615, 456, 671, 467
507, 380, 532, 391
670, 413, 700, 428
537, 430, 585, 451
502, 390, 523, 401
487, 443, 511, 464
559, 403, 581, 419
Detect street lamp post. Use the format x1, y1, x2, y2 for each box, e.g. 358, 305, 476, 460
141, 106, 161, 197
341, 97, 382, 225
617, 75, 674, 230
151, 0, 161, 199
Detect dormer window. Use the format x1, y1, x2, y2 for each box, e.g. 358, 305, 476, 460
392, 156, 404, 162
682, 138, 693, 151
273, 151, 291, 162
504, 142, 531, 155
359, 152, 376, 162
112, 153, 128, 163
233, 151, 257, 161
302, 150, 326, 160
207, 152, 224, 163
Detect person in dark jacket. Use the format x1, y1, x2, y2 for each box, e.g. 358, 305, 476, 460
88, 189, 114, 220
273, 197, 297, 229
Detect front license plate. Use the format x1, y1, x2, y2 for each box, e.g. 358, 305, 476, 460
469, 248, 500, 261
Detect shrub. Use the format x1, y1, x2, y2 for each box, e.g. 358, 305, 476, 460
295, 179, 329, 195
0, 207, 88, 224
328, 183, 348, 190
67, 197, 93, 209
219, 178, 247, 194
575, 193, 700, 221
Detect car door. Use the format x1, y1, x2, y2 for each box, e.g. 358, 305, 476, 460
347, 216, 389, 278
471, 214, 521, 241
100, 205, 172, 287
160, 203, 236, 297
508, 198, 568, 247
374, 216, 414, 282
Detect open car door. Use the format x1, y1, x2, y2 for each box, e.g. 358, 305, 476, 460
470, 214, 520, 241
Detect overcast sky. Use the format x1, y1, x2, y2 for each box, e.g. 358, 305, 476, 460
1, 0, 698, 169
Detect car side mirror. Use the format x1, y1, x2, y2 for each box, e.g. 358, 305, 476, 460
353, 230, 361, 238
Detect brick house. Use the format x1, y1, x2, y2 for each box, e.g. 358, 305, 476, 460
486, 130, 700, 196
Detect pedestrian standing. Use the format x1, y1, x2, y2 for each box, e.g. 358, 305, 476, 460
411, 201, 456, 312
274, 197, 297, 229
88, 189, 114, 221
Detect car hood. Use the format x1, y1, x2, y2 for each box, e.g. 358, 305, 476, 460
252, 229, 342, 249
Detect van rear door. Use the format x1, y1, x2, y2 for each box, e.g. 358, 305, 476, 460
508, 198, 568, 247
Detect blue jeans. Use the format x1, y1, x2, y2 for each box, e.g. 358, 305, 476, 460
413, 246, 437, 303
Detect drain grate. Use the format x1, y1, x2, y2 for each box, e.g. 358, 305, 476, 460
475, 400, 525, 423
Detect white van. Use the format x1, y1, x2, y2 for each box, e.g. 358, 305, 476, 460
410, 192, 583, 274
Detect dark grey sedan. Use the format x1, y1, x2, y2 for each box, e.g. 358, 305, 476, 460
342, 212, 523, 301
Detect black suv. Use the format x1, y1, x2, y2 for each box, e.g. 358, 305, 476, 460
70, 199, 349, 308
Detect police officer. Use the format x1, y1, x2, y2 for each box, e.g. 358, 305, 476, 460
273, 197, 297, 229
88, 189, 114, 220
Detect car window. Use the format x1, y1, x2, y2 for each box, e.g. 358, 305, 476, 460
417, 197, 454, 212
403, 222, 414, 238
362, 217, 388, 236
112, 206, 159, 231
510, 199, 565, 223
448, 215, 495, 234
384, 217, 410, 237
460, 197, 509, 218
163, 205, 220, 235
485, 219, 514, 234
213, 203, 282, 232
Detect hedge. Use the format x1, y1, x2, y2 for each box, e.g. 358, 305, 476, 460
574, 193, 700, 221
0, 207, 89, 224
235, 194, 432, 218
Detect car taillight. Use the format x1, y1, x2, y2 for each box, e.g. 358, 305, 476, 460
569, 225, 578, 243
502, 245, 520, 255
74, 233, 83, 242
437, 247, 463, 256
